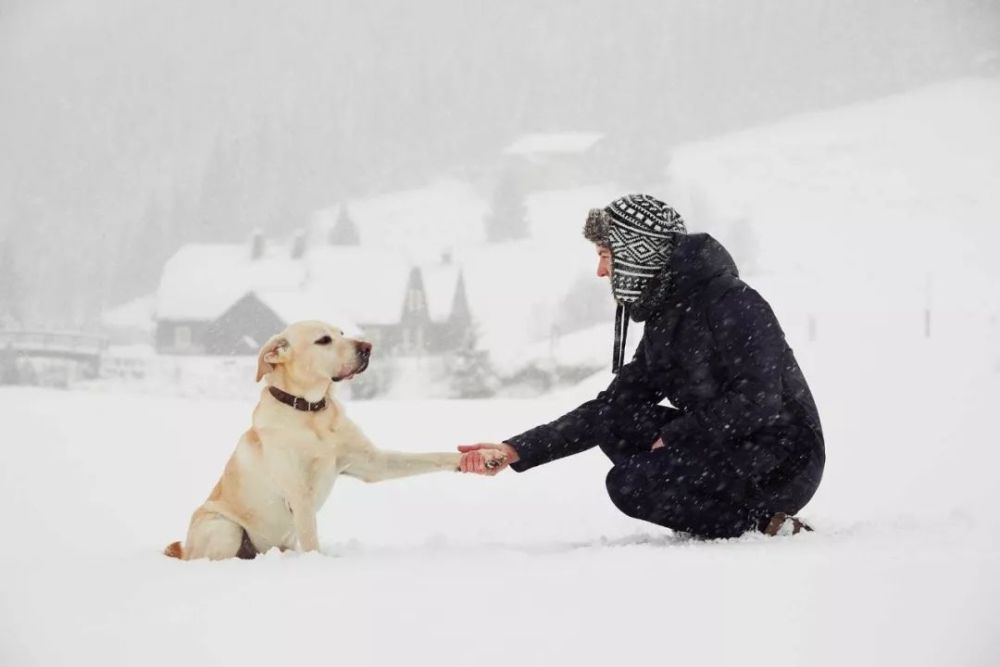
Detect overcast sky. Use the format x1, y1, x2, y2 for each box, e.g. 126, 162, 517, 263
0, 0, 997, 327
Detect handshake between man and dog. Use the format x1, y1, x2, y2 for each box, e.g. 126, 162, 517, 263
164, 320, 506, 561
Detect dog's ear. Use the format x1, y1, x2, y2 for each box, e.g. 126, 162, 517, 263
256, 334, 290, 382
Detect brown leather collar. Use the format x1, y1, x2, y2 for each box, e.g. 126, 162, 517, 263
268, 386, 327, 412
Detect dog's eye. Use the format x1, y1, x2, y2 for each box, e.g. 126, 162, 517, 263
315, 336, 333, 345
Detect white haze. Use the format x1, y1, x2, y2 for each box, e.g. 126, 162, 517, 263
0, 0, 998, 327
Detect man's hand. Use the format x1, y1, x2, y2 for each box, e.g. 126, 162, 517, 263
457, 442, 519, 476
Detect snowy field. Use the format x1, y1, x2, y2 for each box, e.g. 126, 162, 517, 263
2, 327, 998, 667
4, 78, 1000, 665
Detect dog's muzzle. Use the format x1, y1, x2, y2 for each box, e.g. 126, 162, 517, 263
333, 341, 372, 381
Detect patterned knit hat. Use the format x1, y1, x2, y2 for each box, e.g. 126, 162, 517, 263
584, 194, 687, 372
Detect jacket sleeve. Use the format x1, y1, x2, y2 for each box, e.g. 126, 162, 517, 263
659, 285, 786, 451
506, 339, 668, 472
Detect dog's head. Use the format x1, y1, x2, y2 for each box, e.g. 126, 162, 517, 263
255, 320, 372, 385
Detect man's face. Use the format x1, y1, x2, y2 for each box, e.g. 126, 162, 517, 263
595, 245, 612, 279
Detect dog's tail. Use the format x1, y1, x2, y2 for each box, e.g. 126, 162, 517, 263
163, 541, 184, 559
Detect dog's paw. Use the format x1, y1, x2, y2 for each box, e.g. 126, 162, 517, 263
483, 451, 508, 470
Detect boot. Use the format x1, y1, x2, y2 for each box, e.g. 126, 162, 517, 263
761, 512, 813, 536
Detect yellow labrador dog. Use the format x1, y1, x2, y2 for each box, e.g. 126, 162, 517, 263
164, 320, 499, 560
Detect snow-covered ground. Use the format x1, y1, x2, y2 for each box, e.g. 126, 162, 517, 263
2, 323, 999, 666
5, 78, 1000, 665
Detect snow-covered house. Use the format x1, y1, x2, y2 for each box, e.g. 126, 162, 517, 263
303, 246, 472, 355
153, 233, 473, 357
502, 132, 607, 190
148, 176, 621, 380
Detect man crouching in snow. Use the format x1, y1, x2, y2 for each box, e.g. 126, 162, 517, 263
458, 194, 825, 538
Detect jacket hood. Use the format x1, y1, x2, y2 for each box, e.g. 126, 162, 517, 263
630, 233, 739, 322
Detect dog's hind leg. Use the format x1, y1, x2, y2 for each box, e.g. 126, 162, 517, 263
182, 509, 247, 561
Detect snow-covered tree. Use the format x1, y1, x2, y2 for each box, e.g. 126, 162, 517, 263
449, 331, 496, 398
328, 206, 360, 245
485, 172, 529, 242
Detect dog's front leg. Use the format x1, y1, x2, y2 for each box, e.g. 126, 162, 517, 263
343, 449, 462, 483
260, 434, 324, 553
287, 494, 320, 552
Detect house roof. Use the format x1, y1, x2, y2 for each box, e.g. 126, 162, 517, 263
155, 243, 305, 321
253, 289, 362, 336
155, 242, 413, 326
155, 182, 622, 370
503, 132, 604, 157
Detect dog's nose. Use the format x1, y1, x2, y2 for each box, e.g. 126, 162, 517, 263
356, 341, 372, 359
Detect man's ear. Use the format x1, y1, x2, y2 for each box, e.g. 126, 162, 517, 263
256, 334, 290, 383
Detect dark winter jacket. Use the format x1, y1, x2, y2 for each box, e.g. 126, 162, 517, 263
506, 233, 824, 492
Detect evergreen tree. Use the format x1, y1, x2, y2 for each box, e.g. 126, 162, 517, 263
328, 206, 360, 245
485, 172, 529, 242
449, 329, 496, 398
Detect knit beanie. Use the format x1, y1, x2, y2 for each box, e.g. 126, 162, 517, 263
583, 194, 687, 373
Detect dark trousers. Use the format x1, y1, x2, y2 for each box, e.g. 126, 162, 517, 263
604, 429, 824, 539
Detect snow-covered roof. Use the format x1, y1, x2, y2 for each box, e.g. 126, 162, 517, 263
253, 289, 362, 336
155, 240, 472, 328
155, 181, 624, 369
503, 132, 604, 157
156, 241, 417, 325
303, 247, 412, 325
155, 243, 306, 321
